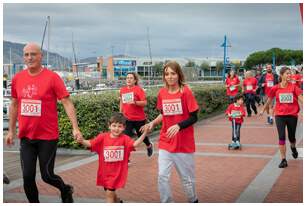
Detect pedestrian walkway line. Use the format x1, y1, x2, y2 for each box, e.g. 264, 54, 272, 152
202, 125, 274, 129
3, 192, 107, 203
3, 155, 98, 192
134, 150, 273, 159
236, 122, 303, 203
195, 143, 279, 148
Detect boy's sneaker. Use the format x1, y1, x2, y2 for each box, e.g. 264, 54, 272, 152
3, 173, 10, 184
270, 117, 274, 124
278, 159, 288, 168
235, 141, 241, 147
291, 147, 298, 159
147, 143, 154, 157
193, 199, 199, 203
61, 184, 74, 203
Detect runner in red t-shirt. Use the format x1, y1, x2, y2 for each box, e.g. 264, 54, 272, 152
119, 72, 153, 158
140, 61, 199, 203
77, 113, 148, 203
5, 43, 82, 203
290, 68, 302, 88
260, 67, 303, 168
225, 69, 240, 103
258, 64, 279, 124
242, 71, 258, 117
225, 94, 246, 149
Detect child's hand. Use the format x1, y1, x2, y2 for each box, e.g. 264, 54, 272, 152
76, 136, 84, 144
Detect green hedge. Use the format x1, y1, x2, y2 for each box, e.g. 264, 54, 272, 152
57, 85, 228, 148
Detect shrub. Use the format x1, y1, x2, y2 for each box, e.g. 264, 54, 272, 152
57, 84, 227, 148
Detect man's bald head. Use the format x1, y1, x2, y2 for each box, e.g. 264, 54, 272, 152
23, 43, 41, 54
23, 42, 43, 70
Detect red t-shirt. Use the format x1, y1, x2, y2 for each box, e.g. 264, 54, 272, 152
268, 83, 302, 117
225, 103, 246, 124
225, 76, 240, 96
90, 132, 135, 189
264, 73, 275, 96
243, 77, 258, 94
291, 74, 302, 87
157, 85, 199, 153
11, 68, 69, 140
120, 85, 146, 121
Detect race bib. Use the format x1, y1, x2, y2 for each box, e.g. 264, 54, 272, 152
162, 99, 183, 116
246, 85, 253, 91
279, 93, 293, 104
229, 85, 236, 91
122, 92, 134, 104
267, 81, 274, 87
231, 110, 241, 118
104, 146, 124, 162
21, 99, 42, 116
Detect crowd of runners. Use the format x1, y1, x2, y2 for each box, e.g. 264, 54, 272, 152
4, 42, 303, 203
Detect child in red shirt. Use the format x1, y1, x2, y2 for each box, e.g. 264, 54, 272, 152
76, 113, 148, 203
225, 94, 246, 148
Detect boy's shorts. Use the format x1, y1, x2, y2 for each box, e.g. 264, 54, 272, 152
104, 187, 116, 191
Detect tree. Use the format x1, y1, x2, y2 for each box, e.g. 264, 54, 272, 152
244, 48, 303, 69
216, 61, 224, 72
185, 60, 196, 67
152, 61, 163, 77
200, 61, 210, 71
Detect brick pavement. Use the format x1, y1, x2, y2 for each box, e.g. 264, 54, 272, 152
3, 110, 303, 203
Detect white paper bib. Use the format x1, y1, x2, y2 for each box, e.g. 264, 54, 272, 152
162, 98, 183, 116
21, 99, 42, 117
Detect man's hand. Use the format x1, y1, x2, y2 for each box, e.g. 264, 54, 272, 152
73, 128, 83, 140
166, 124, 180, 138
5, 131, 15, 146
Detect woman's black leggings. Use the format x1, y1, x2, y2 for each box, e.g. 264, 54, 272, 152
20, 138, 67, 203
245, 93, 257, 115
124, 119, 151, 146
275, 115, 298, 145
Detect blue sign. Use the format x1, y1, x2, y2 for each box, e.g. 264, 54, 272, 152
114, 60, 136, 66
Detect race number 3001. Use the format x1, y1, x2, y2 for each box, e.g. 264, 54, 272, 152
279, 93, 293, 104
21, 99, 42, 116
162, 99, 183, 116
104, 146, 124, 162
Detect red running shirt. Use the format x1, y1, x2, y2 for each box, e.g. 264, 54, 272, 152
157, 86, 199, 153
11, 68, 69, 140
268, 83, 302, 117
225, 76, 240, 96
120, 85, 146, 121
225, 103, 246, 124
243, 77, 258, 94
90, 132, 135, 189
291, 74, 302, 87
264, 73, 275, 96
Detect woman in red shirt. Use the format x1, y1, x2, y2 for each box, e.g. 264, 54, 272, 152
225, 69, 240, 103
141, 61, 199, 203
119, 72, 153, 157
290, 68, 302, 88
260, 67, 303, 168
242, 71, 258, 117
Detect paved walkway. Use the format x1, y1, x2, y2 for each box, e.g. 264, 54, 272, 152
3, 109, 303, 203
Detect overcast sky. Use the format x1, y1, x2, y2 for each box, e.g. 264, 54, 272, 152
3, 3, 303, 60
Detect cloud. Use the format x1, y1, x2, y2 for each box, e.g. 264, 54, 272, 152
4, 3, 302, 59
